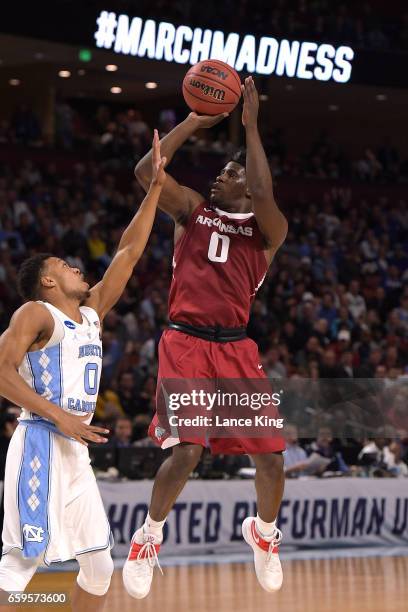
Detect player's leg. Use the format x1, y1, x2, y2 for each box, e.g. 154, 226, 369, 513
65, 463, 113, 610
123, 330, 211, 599
149, 442, 204, 520
241, 451, 284, 593
0, 426, 46, 595
252, 451, 285, 522
122, 442, 203, 599
0, 548, 42, 592
71, 548, 114, 612
213, 338, 285, 592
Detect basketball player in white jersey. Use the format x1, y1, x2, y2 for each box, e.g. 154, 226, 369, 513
0, 132, 166, 610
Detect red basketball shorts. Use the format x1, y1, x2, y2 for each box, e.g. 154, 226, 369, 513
148, 329, 286, 455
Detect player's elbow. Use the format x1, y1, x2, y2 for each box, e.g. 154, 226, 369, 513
275, 218, 288, 248
263, 216, 288, 250
123, 244, 142, 267
134, 160, 151, 187
134, 161, 143, 179
250, 180, 274, 200
279, 214, 288, 239
0, 360, 16, 391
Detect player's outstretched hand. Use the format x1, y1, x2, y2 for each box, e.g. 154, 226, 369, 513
54, 411, 109, 446
241, 76, 259, 128
188, 111, 229, 129
151, 129, 167, 187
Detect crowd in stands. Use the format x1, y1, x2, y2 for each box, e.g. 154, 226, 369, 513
0, 100, 407, 478
2, 103, 408, 187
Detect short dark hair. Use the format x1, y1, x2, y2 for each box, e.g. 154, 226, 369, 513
17, 253, 54, 302
116, 416, 132, 424
232, 148, 247, 168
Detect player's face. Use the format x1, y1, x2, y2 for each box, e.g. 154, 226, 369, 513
210, 162, 248, 210
43, 258, 90, 301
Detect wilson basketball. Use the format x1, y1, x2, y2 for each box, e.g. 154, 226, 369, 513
182, 59, 242, 115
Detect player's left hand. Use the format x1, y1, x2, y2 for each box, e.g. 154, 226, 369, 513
151, 129, 167, 187
241, 76, 259, 128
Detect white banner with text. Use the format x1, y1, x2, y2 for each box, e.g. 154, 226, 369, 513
99, 478, 408, 558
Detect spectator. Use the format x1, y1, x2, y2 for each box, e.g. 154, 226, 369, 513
358, 432, 396, 476
102, 330, 122, 384
87, 225, 111, 270
133, 415, 156, 446
285, 427, 348, 476
264, 348, 287, 379
136, 376, 157, 414
283, 424, 307, 472
356, 347, 383, 378
395, 294, 408, 333
319, 349, 344, 378
308, 427, 349, 472
388, 441, 408, 477
108, 416, 134, 448
117, 372, 138, 417
346, 280, 367, 321
318, 292, 337, 327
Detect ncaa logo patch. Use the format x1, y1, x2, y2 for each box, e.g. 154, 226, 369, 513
155, 426, 166, 440
64, 320, 76, 329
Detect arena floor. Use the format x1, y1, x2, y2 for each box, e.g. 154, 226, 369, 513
14, 555, 408, 612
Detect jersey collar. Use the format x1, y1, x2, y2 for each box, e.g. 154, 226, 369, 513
214, 207, 254, 220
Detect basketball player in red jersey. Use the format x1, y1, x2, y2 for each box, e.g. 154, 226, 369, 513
123, 77, 288, 597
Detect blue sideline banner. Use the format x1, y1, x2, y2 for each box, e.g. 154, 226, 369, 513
99, 479, 408, 558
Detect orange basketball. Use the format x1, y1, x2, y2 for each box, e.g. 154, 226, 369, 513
182, 59, 242, 115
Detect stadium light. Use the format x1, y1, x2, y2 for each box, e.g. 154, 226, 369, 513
79, 49, 92, 62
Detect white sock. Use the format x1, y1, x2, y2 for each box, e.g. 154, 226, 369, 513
143, 513, 166, 540
255, 514, 277, 541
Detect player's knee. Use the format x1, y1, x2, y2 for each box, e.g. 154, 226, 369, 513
76, 549, 114, 597
0, 549, 41, 592
172, 443, 203, 472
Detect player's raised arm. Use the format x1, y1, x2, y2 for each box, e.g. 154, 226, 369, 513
242, 77, 288, 257
135, 112, 228, 223
0, 302, 109, 445
86, 130, 166, 320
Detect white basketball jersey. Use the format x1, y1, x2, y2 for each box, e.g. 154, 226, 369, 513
18, 301, 102, 424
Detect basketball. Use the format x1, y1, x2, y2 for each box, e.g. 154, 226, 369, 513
182, 59, 241, 115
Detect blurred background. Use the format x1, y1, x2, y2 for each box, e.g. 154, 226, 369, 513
0, 0, 408, 559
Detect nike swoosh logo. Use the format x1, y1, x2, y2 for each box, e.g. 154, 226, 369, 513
251, 520, 260, 544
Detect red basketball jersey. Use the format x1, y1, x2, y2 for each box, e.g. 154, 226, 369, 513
169, 203, 268, 327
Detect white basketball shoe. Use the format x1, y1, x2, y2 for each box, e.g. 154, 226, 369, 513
122, 526, 163, 599
242, 517, 283, 592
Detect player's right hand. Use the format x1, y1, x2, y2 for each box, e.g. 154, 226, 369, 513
54, 411, 109, 446
151, 129, 167, 187
188, 112, 229, 129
